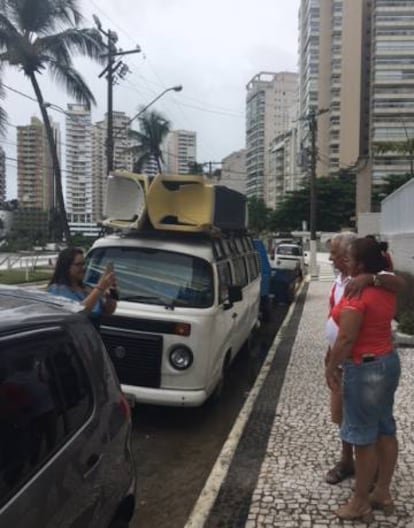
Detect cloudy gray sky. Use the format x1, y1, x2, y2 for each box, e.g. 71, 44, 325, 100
2, 0, 300, 199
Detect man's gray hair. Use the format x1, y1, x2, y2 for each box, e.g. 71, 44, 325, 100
330, 231, 357, 254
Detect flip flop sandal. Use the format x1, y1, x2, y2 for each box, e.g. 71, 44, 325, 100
325, 462, 355, 485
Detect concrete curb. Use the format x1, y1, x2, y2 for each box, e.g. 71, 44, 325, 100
184, 279, 308, 528
395, 331, 414, 348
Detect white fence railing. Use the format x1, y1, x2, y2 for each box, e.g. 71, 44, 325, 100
381, 179, 414, 274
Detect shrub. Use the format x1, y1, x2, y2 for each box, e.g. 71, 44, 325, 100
398, 311, 414, 336
396, 271, 414, 320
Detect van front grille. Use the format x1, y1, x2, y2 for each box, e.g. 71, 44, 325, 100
101, 330, 163, 388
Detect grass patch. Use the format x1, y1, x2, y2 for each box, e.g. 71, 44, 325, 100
0, 269, 52, 284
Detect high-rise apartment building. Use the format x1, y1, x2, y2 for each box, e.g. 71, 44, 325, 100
298, 0, 414, 213
220, 149, 247, 195
92, 112, 133, 221
245, 71, 298, 206
370, 0, 414, 186
268, 123, 301, 209
0, 146, 5, 204
166, 130, 197, 174
298, 0, 370, 177
16, 116, 60, 211
65, 104, 93, 224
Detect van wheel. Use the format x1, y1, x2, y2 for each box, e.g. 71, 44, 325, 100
209, 351, 231, 403
241, 326, 257, 356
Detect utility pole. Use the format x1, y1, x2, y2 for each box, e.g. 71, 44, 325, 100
301, 108, 329, 279
309, 109, 318, 279
94, 15, 140, 173
201, 161, 222, 180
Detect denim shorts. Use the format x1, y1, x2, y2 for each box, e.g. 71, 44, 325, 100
340, 352, 401, 446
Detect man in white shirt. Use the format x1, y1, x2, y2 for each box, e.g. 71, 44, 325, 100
325, 232, 356, 484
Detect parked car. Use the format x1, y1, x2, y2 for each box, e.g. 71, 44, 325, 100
272, 242, 306, 279
0, 287, 136, 528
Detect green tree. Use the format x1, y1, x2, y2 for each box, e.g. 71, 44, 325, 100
10, 207, 48, 247
187, 161, 205, 175
375, 140, 414, 180
269, 174, 356, 232
248, 196, 271, 234
128, 110, 171, 174
0, 0, 105, 243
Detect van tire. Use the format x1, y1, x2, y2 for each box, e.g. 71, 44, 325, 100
209, 351, 231, 403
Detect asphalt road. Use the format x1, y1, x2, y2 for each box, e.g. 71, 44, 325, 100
129, 302, 289, 528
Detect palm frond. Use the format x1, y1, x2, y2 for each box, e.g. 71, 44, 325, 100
3, 0, 82, 34
50, 0, 82, 27
38, 28, 105, 65
133, 152, 152, 173
0, 12, 20, 46
128, 129, 152, 148
0, 69, 6, 136
9, 0, 55, 34
48, 60, 96, 107
0, 105, 7, 136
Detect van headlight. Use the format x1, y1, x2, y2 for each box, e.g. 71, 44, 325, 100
169, 346, 193, 370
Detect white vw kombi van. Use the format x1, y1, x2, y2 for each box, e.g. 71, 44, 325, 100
85, 230, 260, 407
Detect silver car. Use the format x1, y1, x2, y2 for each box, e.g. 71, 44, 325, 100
0, 287, 136, 528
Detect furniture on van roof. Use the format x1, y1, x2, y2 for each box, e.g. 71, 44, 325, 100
103, 171, 149, 230
102, 171, 247, 234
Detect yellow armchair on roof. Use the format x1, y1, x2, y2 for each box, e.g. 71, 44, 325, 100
146, 174, 217, 232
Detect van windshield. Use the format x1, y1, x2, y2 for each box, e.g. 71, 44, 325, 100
85, 247, 214, 308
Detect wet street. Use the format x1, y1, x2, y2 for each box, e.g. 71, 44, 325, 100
129, 303, 289, 528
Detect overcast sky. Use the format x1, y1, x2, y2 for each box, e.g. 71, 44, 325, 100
1, 0, 300, 199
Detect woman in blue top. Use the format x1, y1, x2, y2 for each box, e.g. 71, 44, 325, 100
48, 247, 117, 327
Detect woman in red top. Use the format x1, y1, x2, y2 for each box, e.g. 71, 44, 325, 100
326, 238, 401, 522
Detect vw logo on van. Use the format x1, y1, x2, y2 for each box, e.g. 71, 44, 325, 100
114, 346, 126, 359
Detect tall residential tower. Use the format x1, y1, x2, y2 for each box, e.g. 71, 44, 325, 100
166, 130, 197, 175
16, 116, 60, 211
65, 104, 93, 224
245, 71, 298, 206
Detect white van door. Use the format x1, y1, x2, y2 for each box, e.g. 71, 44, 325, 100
229, 255, 252, 354
209, 261, 238, 389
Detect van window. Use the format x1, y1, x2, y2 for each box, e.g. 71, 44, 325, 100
217, 261, 232, 303
0, 331, 93, 506
86, 247, 214, 308
246, 253, 260, 280
232, 256, 248, 287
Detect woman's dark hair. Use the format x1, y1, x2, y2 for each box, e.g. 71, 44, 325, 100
379, 241, 388, 252
48, 247, 84, 287
350, 238, 387, 274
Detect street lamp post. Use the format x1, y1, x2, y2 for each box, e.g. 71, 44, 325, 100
118, 85, 183, 135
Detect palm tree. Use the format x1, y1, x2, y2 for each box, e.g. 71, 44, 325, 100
128, 110, 171, 174
0, 0, 105, 243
